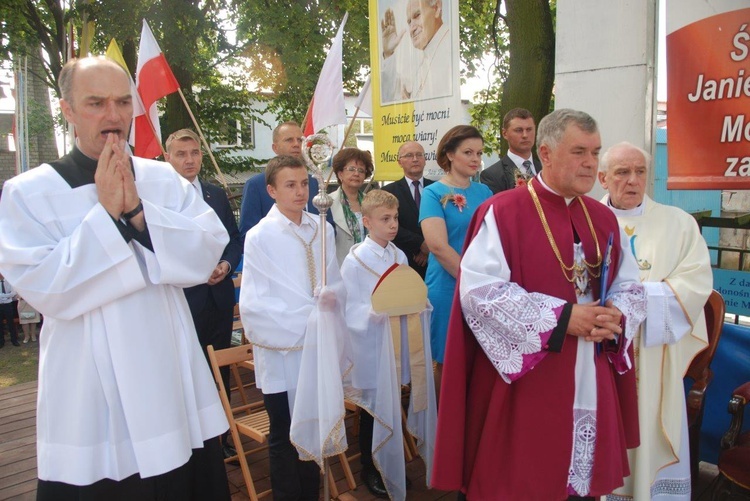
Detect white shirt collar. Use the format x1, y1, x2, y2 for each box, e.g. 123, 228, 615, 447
604, 193, 647, 217
190, 178, 203, 196
507, 151, 535, 173
405, 176, 425, 186
361, 236, 392, 259
268, 204, 316, 229
536, 173, 575, 205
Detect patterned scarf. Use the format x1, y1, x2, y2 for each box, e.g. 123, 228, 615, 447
340, 189, 366, 243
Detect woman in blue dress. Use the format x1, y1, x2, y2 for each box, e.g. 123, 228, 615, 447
419, 125, 492, 395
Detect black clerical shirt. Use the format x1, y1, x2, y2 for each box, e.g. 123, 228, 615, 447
49, 146, 153, 251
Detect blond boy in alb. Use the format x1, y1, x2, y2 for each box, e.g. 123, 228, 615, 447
341, 190, 436, 501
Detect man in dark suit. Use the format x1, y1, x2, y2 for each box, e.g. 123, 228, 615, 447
480, 107, 543, 194
165, 129, 242, 459
238, 121, 328, 236
383, 141, 434, 278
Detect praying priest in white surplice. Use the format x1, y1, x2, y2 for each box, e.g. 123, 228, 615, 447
599, 142, 713, 501
0, 57, 231, 500
341, 190, 437, 501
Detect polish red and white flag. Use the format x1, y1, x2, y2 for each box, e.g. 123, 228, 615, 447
133, 20, 180, 158
303, 13, 348, 137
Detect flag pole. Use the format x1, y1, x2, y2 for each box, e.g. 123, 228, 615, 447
300, 99, 313, 137
176, 88, 229, 191
341, 106, 361, 152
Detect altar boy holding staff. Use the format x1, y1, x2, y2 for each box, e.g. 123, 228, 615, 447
240, 155, 347, 501
341, 190, 437, 501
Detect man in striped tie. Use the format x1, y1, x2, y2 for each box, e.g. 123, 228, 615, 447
480, 107, 543, 194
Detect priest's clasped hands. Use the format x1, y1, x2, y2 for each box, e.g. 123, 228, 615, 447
96, 133, 145, 232
568, 299, 623, 343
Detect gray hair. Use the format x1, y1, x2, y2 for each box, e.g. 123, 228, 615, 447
536, 109, 598, 151
58, 56, 130, 104
599, 141, 651, 173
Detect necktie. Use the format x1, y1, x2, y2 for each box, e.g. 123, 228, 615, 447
1, 280, 5, 293
412, 180, 421, 208
523, 160, 533, 175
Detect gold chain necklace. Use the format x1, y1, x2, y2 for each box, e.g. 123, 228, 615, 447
527, 180, 602, 295
288, 217, 319, 294
352, 245, 397, 278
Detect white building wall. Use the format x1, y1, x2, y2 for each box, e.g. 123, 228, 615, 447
555, 0, 658, 200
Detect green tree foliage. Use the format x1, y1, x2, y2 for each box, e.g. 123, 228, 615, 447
0, 0, 66, 94
2, 0, 556, 171
232, 0, 371, 123
470, 0, 555, 155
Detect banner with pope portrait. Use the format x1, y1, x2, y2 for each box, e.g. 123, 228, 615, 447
368, 0, 462, 180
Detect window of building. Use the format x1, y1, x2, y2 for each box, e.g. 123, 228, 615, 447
216, 118, 254, 148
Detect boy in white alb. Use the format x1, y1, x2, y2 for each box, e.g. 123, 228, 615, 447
341, 190, 437, 501
240, 155, 346, 501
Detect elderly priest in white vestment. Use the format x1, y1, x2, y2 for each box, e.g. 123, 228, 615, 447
599, 142, 712, 501
0, 57, 231, 500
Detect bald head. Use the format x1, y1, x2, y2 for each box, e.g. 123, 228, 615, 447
397, 141, 426, 181
59, 56, 133, 159
59, 56, 130, 105
598, 142, 650, 210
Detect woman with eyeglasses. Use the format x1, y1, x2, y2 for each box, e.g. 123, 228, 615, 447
331, 148, 375, 264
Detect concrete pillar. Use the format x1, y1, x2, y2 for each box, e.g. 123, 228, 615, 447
555, 0, 658, 200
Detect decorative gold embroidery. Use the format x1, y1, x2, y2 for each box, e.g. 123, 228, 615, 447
352, 247, 397, 278
288, 220, 319, 295
624, 226, 652, 270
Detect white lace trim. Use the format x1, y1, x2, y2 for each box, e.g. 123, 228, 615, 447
661, 284, 677, 344
609, 281, 647, 343
567, 408, 597, 496
608, 281, 646, 372
651, 476, 691, 497
461, 281, 565, 380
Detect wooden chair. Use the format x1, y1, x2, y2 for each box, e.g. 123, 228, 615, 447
710, 381, 750, 499
207, 344, 271, 501
685, 289, 726, 481
211, 345, 356, 499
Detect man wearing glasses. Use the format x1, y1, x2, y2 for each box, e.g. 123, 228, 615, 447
383, 141, 434, 278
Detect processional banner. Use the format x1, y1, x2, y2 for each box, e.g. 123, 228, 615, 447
667, 0, 750, 189
368, 0, 462, 180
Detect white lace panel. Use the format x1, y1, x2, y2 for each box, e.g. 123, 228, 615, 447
660, 283, 677, 344
461, 281, 565, 381
609, 281, 647, 343
567, 408, 597, 497
651, 477, 691, 498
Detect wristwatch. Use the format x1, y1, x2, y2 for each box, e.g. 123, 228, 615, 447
122, 200, 144, 221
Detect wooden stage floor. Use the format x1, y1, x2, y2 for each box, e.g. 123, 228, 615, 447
0, 380, 721, 500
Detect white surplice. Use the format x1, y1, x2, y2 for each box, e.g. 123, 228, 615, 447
604, 195, 712, 501
0, 158, 230, 485
241, 206, 353, 467
341, 237, 437, 501
240, 206, 345, 397
460, 180, 645, 496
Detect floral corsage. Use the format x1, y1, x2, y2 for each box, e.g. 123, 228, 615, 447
514, 169, 532, 188
440, 192, 468, 212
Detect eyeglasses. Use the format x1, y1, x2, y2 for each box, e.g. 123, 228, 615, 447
399, 153, 424, 160
344, 166, 367, 174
